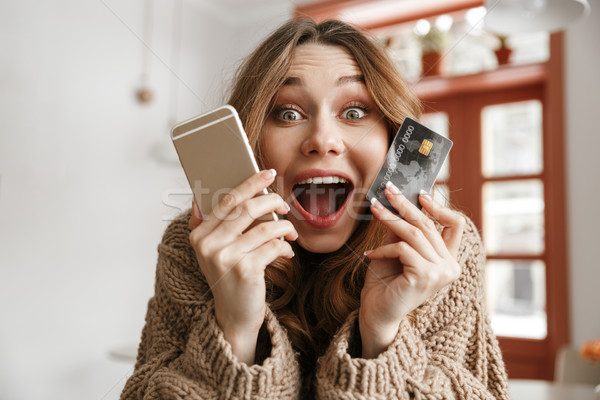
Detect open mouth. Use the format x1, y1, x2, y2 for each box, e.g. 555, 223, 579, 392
292, 176, 354, 218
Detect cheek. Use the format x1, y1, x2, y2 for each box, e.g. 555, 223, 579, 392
359, 127, 389, 183
260, 128, 293, 173
261, 127, 279, 161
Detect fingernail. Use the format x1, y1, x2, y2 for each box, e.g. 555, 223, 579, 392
419, 189, 432, 201
284, 202, 291, 212
364, 250, 373, 257
385, 181, 400, 195
370, 197, 384, 211
261, 169, 277, 180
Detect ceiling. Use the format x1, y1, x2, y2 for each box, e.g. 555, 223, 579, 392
184, 0, 322, 25
212, 0, 321, 7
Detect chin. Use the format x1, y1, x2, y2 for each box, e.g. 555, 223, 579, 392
296, 236, 345, 254
294, 219, 357, 254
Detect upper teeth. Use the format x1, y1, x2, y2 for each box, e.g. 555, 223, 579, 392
296, 176, 348, 185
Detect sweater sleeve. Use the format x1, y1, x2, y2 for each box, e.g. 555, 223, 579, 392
315, 216, 510, 400
120, 211, 301, 400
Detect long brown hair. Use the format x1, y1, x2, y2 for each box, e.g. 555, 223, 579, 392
227, 19, 422, 375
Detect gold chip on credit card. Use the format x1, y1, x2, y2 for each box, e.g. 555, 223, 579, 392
419, 139, 433, 156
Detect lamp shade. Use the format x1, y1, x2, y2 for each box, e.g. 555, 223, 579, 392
485, 0, 590, 34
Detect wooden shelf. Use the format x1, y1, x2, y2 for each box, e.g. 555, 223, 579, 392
412, 63, 548, 101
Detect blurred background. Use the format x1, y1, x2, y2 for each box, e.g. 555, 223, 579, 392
0, 0, 598, 399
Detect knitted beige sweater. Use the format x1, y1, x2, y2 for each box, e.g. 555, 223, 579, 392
121, 210, 510, 399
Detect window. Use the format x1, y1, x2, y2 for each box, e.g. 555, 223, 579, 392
415, 49, 568, 379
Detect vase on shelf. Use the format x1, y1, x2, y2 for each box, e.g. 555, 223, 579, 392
421, 51, 444, 77
417, 25, 447, 77
494, 35, 512, 66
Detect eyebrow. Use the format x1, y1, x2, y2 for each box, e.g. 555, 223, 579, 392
282, 74, 365, 86
336, 74, 365, 86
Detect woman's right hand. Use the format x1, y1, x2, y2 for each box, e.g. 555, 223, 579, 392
188, 169, 297, 364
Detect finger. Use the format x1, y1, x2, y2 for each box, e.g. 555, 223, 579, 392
210, 192, 290, 241
419, 191, 466, 257
384, 182, 448, 255
234, 220, 298, 253
203, 169, 278, 231
383, 182, 424, 225
236, 238, 295, 272
189, 198, 203, 231
210, 220, 296, 274
370, 198, 439, 262
365, 241, 424, 267
364, 256, 403, 280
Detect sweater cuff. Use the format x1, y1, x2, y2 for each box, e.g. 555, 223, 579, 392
317, 310, 426, 396
180, 300, 300, 399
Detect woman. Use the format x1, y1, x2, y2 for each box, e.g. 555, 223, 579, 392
121, 19, 509, 399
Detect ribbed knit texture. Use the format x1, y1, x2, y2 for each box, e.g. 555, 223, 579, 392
120, 210, 510, 400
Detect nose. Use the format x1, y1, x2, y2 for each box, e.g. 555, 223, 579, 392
300, 113, 346, 157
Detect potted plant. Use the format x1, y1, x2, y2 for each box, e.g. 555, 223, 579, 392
417, 25, 448, 77
494, 35, 512, 66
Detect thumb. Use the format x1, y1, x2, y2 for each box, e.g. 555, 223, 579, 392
188, 198, 203, 231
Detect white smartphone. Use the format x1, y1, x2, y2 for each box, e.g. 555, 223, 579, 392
171, 105, 277, 221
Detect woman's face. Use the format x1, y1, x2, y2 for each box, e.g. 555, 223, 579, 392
262, 43, 389, 253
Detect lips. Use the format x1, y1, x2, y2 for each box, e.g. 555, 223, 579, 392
290, 169, 354, 228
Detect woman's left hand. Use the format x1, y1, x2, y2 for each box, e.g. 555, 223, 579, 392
359, 182, 466, 359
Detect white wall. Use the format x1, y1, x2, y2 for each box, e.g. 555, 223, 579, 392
565, 4, 600, 346
0, 1, 292, 399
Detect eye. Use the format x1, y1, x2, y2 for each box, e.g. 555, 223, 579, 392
277, 109, 302, 122
342, 107, 366, 120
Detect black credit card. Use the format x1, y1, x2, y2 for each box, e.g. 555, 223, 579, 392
367, 117, 452, 214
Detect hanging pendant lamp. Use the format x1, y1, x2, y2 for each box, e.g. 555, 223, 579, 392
484, 0, 591, 34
